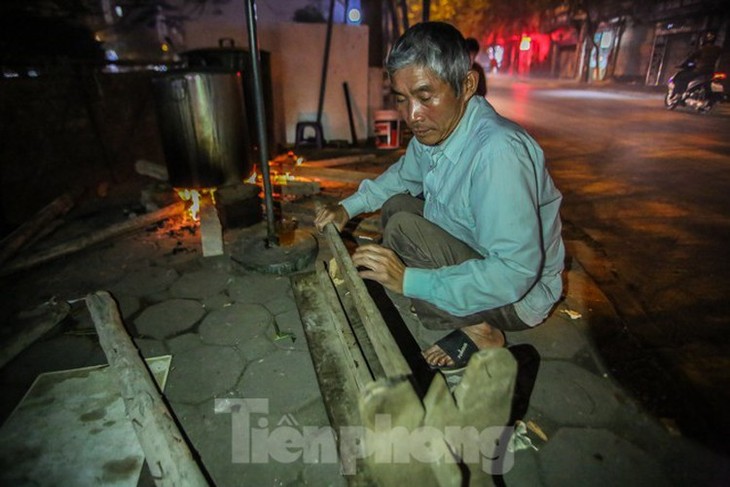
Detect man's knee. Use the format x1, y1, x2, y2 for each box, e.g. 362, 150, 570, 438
381, 194, 422, 229
383, 211, 421, 254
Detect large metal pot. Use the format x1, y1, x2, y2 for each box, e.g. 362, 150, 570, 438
152, 70, 251, 188
181, 39, 275, 161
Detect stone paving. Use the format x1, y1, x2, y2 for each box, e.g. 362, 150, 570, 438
0, 183, 728, 486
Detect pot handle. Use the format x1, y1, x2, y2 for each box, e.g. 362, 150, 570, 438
219, 37, 235, 48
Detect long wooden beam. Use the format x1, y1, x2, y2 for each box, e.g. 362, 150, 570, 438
299, 154, 376, 168
1, 202, 184, 276
0, 299, 70, 370
292, 166, 376, 185
323, 224, 411, 378
86, 291, 209, 487
0, 192, 75, 266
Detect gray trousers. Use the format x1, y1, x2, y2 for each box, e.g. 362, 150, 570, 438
381, 194, 529, 332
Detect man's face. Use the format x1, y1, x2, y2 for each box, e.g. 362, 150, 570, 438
391, 65, 473, 146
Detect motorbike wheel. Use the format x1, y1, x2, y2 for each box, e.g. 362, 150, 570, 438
664, 84, 680, 110
698, 101, 715, 114
692, 88, 715, 114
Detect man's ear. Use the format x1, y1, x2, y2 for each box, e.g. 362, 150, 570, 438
462, 70, 478, 99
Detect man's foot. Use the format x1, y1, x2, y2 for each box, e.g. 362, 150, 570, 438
422, 322, 506, 369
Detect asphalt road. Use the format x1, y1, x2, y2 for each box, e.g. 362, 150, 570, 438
487, 75, 730, 453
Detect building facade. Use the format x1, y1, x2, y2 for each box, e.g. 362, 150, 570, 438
644, 0, 728, 86
487, 0, 728, 86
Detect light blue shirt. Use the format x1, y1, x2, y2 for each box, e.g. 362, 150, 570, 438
341, 97, 565, 326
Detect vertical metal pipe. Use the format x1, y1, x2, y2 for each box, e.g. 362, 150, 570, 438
244, 0, 277, 246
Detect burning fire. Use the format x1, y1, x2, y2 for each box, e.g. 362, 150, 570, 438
176, 188, 216, 221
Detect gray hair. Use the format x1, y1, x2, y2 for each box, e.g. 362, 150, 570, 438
385, 22, 471, 97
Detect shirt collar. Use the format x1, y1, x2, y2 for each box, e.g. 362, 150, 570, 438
424, 96, 481, 164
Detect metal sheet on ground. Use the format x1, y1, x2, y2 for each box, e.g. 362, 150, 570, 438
0, 355, 172, 486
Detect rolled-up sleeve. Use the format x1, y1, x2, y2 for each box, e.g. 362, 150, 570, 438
341, 143, 424, 218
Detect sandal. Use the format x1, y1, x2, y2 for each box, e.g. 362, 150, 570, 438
425, 328, 507, 374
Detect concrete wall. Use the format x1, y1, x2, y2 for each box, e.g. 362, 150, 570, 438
260, 22, 369, 146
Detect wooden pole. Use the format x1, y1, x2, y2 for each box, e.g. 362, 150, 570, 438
0, 299, 70, 370
0, 192, 75, 266
292, 166, 376, 185
299, 154, 376, 168
323, 224, 411, 378
86, 291, 209, 487
1, 202, 184, 276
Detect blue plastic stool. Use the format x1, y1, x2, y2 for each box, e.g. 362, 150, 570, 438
295, 121, 324, 149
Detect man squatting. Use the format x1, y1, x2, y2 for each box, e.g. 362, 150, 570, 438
315, 22, 565, 372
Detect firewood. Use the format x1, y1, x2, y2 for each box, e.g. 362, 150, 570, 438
299, 153, 376, 167
323, 223, 411, 378
0, 299, 70, 370
85, 291, 209, 487
279, 180, 321, 196
134, 159, 169, 182
0, 192, 75, 266
199, 200, 223, 257
291, 166, 376, 185
0, 202, 184, 276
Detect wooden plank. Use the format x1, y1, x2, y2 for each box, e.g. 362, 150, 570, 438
294, 236, 516, 483
425, 349, 517, 486
85, 291, 209, 487
291, 268, 373, 484
1, 202, 184, 276
199, 199, 224, 257
323, 224, 411, 378
329, 260, 387, 380
292, 266, 372, 401
315, 262, 374, 390
359, 378, 463, 486
300, 154, 376, 168
292, 166, 376, 185
0, 192, 75, 266
358, 349, 517, 486
280, 180, 321, 196
362, 279, 436, 396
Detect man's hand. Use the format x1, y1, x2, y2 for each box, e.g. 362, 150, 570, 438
314, 204, 350, 232
352, 244, 406, 294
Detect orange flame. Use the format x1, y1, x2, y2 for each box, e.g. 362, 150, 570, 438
176, 188, 216, 221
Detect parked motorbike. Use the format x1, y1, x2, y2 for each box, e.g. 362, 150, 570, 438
665, 60, 729, 113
